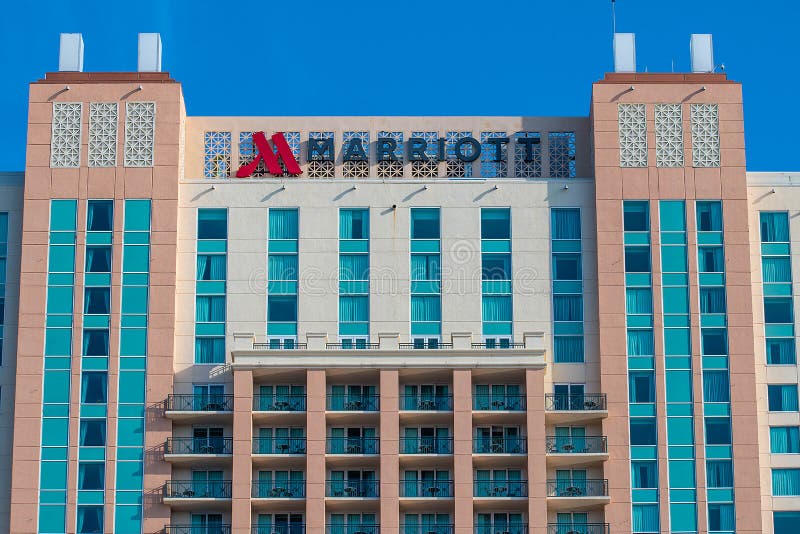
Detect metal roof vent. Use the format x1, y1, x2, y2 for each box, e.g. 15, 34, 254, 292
613, 33, 636, 73
138, 33, 162, 72
58, 33, 84, 72
690, 34, 714, 73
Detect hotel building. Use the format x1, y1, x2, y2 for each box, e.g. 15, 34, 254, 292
1, 32, 799, 534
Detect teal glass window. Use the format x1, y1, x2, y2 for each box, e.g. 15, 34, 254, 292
268, 255, 298, 281
553, 336, 584, 363
775, 512, 800, 534
629, 372, 655, 403
410, 255, 440, 281
412, 295, 441, 322
770, 427, 800, 454
482, 254, 511, 280
411, 208, 440, 239
669, 460, 696, 488
481, 208, 511, 239
198, 208, 227, 239
625, 246, 650, 272
630, 418, 657, 445
340, 255, 369, 280
631, 461, 657, 488
551, 208, 580, 240
196, 296, 226, 322
553, 295, 582, 322
765, 298, 793, 323
699, 287, 726, 314
50, 199, 77, 231
122, 245, 149, 273
197, 255, 226, 280
79, 420, 106, 446
705, 417, 732, 445
701, 329, 727, 355
708, 503, 735, 532
84, 288, 110, 315
664, 329, 690, 356
626, 289, 652, 314
85, 246, 111, 273
706, 460, 733, 488
81, 372, 107, 404
627, 330, 654, 356
624, 201, 649, 232
772, 469, 800, 496
482, 296, 511, 322
632, 504, 659, 533
761, 212, 790, 243
768, 385, 799, 411
763, 257, 792, 283
195, 337, 225, 364
696, 201, 723, 232
269, 209, 298, 240
82, 330, 109, 356
268, 296, 297, 322
553, 254, 581, 280
767, 339, 796, 365
77, 506, 103, 534
78, 463, 105, 490
702, 371, 730, 403
87, 200, 113, 232
698, 246, 724, 273
340, 209, 369, 239
340, 296, 369, 322
124, 199, 151, 232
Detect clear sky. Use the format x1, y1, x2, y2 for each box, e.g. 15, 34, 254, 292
0, 0, 797, 172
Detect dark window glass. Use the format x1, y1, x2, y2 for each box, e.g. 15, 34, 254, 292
78, 463, 105, 490
411, 209, 440, 239
625, 247, 650, 272
630, 418, 657, 445
83, 329, 109, 356
629, 372, 655, 403
198, 209, 228, 239
77, 506, 103, 534
553, 254, 581, 280
87, 200, 113, 232
623, 201, 649, 232
481, 209, 511, 239
705, 418, 732, 445
482, 254, 511, 280
85, 246, 111, 273
631, 461, 657, 488
81, 372, 108, 404
268, 296, 297, 322
769, 385, 799, 411
84, 288, 110, 314
765, 298, 794, 324
79, 420, 106, 446
701, 329, 727, 355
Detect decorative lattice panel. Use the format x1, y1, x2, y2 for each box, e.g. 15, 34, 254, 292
411, 131, 439, 178
377, 131, 404, 178
308, 131, 335, 178
124, 102, 156, 167
343, 131, 370, 178
445, 131, 473, 178
204, 131, 232, 178
480, 131, 508, 178
51, 102, 82, 167
655, 104, 684, 167
548, 132, 576, 178
618, 104, 648, 167
691, 104, 720, 168
88, 103, 118, 167
239, 132, 267, 177
514, 131, 542, 178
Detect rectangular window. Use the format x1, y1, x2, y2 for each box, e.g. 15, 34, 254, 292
78, 463, 105, 490
79, 420, 106, 447
84, 287, 110, 315
77, 506, 103, 534
553, 295, 582, 322
624, 201, 649, 232
195, 337, 225, 364
482, 254, 511, 280
767, 338, 797, 365
553, 253, 581, 280
768, 385, 799, 412
772, 469, 800, 496
630, 418, 657, 445
631, 461, 657, 488
629, 372, 655, 403
770, 427, 800, 454
708, 503, 735, 532
765, 298, 793, 323
699, 287, 726, 314
761, 212, 790, 243
632, 503, 659, 533
702, 371, 730, 403
705, 417, 732, 445
625, 246, 651, 272
701, 329, 727, 355
411, 208, 440, 239
775, 512, 800, 534
86, 246, 112, 273
553, 336, 584, 363
696, 201, 723, 232
551, 208, 580, 240
410, 255, 439, 281
481, 208, 511, 239
196, 295, 225, 322
340, 208, 369, 240
267, 296, 297, 322
197, 255, 226, 280
706, 460, 733, 488
198, 208, 227, 239
87, 200, 113, 232
81, 372, 108, 404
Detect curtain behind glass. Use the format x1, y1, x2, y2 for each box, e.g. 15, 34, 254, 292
340, 255, 369, 280
197, 255, 226, 280
269, 255, 298, 281
196, 338, 224, 364
0, 213, 7, 242
699, 287, 726, 314
706, 460, 733, 487
702, 371, 730, 403
551, 209, 580, 240
482, 296, 512, 322
340, 296, 368, 322
773, 469, 800, 495
553, 295, 582, 321
411, 254, 440, 281
627, 330, 654, 356
269, 209, 299, 240
626, 288, 652, 315
554, 336, 584, 363
767, 338, 797, 364
761, 212, 790, 242
763, 257, 792, 283
412, 296, 441, 322
632, 504, 659, 532
196, 296, 225, 322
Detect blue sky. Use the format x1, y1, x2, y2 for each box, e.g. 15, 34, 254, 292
1, 0, 797, 171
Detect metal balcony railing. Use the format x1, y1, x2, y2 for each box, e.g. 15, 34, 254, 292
401, 525, 454, 534
252, 525, 305, 534
251, 479, 305, 498
400, 436, 453, 454
326, 479, 380, 498
471, 342, 525, 349
164, 394, 233, 412
473, 436, 527, 454
399, 479, 454, 498
545, 436, 608, 454
326, 342, 380, 350
474, 480, 528, 497
325, 525, 379, 534
253, 342, 307, 350
474, 524, 528, 534
165, 525, 232, 534
253, 394, 307, 411
546, 523, 610, 534
252, 437, 307, 455
164, 437, 233, 455
399, 342, 453, 350
163, 480, 232, 499
544, 394, 607, 412
400, 394, 453, 411
326, 437, 380, 454
473, 394, 526, 411
546, 479, 609, 497
327, 394, 379, 411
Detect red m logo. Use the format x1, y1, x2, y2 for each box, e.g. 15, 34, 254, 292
236, 131, 302, 178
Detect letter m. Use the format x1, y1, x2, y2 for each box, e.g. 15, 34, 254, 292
236, 131, 302, 177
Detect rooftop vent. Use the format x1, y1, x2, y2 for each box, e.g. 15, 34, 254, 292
690, 34, 714, 73
58, 33, 84, 72
613, 33, 636, 73
138, 33, 162, 72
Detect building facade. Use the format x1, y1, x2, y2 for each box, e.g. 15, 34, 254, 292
1, 33, 799, 534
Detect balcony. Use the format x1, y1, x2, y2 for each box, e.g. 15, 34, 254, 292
253, 341, 307, 350
401, 526, 454, 534
326, 342, 380, 350
253, 436, 307, 455
399, 342, 454, 350
327, 394, 379, 412
399, 479, 454, 498
471, 342, 525, 349
546, 479, 610, 510
474, 480, 528, 498
252, 526, 305, 534
165, 526, 231, 534
400, 436, 453, 455
401, 394, 453, 412
326, 437, 380, 455
545, 436, 609, 466
326, 479, 380, 498
164, 437, 232, 464
473, 437, 527, 455
253, 394, 307, 412
544, 394, 608, 423
163, 480, 232, 502
473, 394, 526, 412
474, 524, 527, 534
164, 394, 233, 421
546, 523, 609, 534
252, 480, 305, 499
325, 526, 378, 534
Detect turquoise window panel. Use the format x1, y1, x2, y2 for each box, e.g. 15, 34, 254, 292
624, 232, 650, 245
50, 199, 77, 231
666, 404, 693, 417
42, 405, 69, 418
79, 448, 106, 461
697, 232, 723, 245
122, 232, 149, 245
763, 257, 792, 283
699, 273, 725, 286
666, 371, 693, 402
48, 245, 75, 272
775, 512, 800, 534
660, 233, 687, 245
80, 405, 107, 418
480, 240, 511, 253
668, 445, 696, 459
122, 245, 150, 273
630, 404, 657, 417
662, 287, 689, 314
115, 492, 143, 505
116, 461, 144, 490
77, 491, 105, 505
663, 315, 690, 328
196, 280, 226, 294
120, 328, 147, 356
662, 273, 689, 286
761, 243, 791, 256
117, 405, 145, 418
41, 447, 68, 461
669, 460, 696, 488
625, 273, 652, 286
84, 273, 111, 286
632, 489, 659, 503
410, 239, 440, 253
667, 417, 695, 445
195, 322, 225, 336
340, 281, 370, 294
339, 296, 368, 323
39, 491, 68, 504
700, 314, 728, 328
117, 419, 144, 447
120, 316, 147, 328
410, 281, 440, 294
267, 281, 297, 294
123, 274, 149, 286
118, 372, 146, 404
482, 295, 511, 322
660, 201, 686, 231
482, 280, 512, 294
340, 322, 369, 336
551, 208, 581, 239
49, 232, 76, 245
760, 212, 790, 242
702, 356, 729, 369
86, 232, 113, 245
121, 286, 148, 314
628, 356, 655, 370
553, 322, 584, 335
704, 403, 730, 417
117, 447, 144, 461
198, 240, 228, 253
626, 315, 653, 328
38, 504, 66, 533
552, 281, 582, 294
766, 324, 795, 338
551, 240, 581, 253
340, 240, 369, 253
198, 208, 227, 239
764, 283, 793, 297
267, 322, 297, 336
661, 248, 688, 273
268, 208, 298, 240
46, 314, 73, 328
48, 273, 74, 286
411, 321, 442, 335
81, 358, 108, 371
624, 201, 650, 231
83, 315, 110, 329
553, 336, 584, 363
772, 468, 800, 496
705, 445, 733, 459
119, 357, 146, 370
706, 488, 734, 502
41, 418, 69, 446
114, 505, 142, 533
267, 240, 298, 254
630, 446, 658, 459
664, 329, 691, 355
669, 489, 697, 502
124, 200, 151, 232
40, 461, 68, 489
43, 371, 71, 404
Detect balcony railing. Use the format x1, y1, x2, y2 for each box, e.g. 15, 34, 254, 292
326, 479, 380, 498
399, 479, 454, 498
252, 526, 305, 534
399, 342, 454, 350
326, 342, 380, 350
400, 436, 453, 454
251, 480, 305, 498
325, 525, 379, 534
547, 523, 610, 534
546, 436, 608, 454
401, 526, 454, 534
165, 437, 233, 455
163, 480, 232, 499
327, 394, 379, 411
545, 394, 607, 412
253, 437, 307, 455
165, 525, 232, 534
164, 394, 233, 412
474, 480, 528, 497
253, 394, 307, 412
253, 342, 308, 350
474, 524, 528, 534
473, 394, 526, 411
546, 479, 609, 498
471, 342, 525, 349
326, 437, 380, 454
473, 437, 527, 454
400, 394, 453, 411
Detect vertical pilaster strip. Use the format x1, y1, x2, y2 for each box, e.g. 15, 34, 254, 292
232, 370, 253, 534
453, 369, 473, 534
526, 369, 546, 534
306, 369, 327, 534
379, 370, 399, 533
